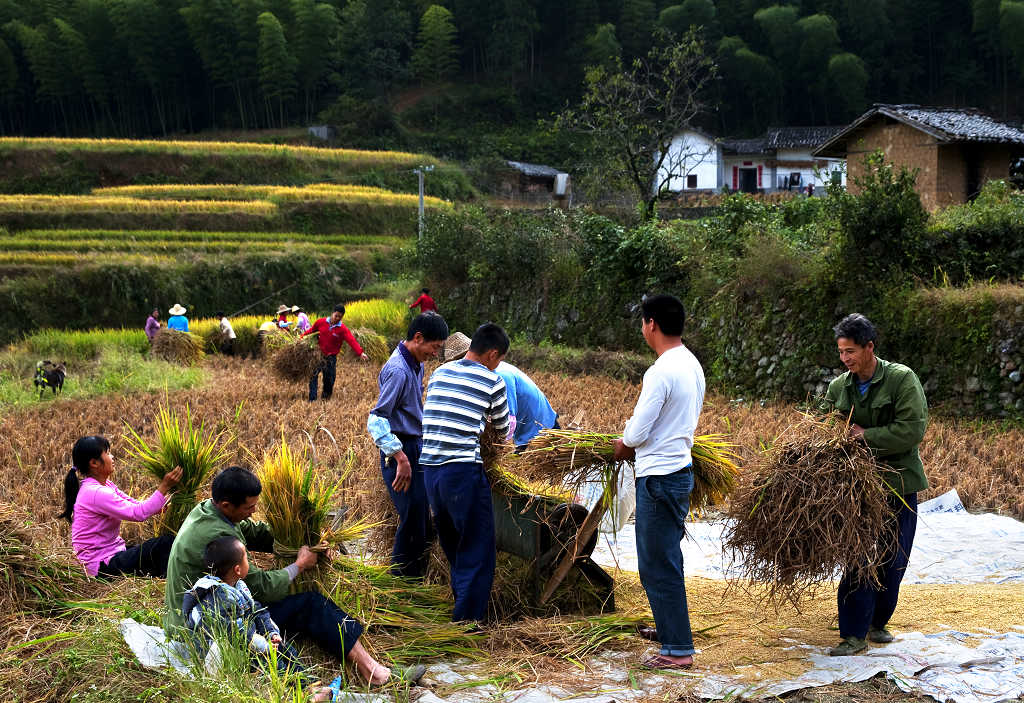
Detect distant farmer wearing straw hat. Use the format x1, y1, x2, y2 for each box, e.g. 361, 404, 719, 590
275, 304, 292, 330
167, 304, 189, 332
822, 313, 928, 656
442, 331, 559, 450
367, 312, 450, 580
302, 304, 368, 402
420, 323, 510, 622
613, 294, 704, 671
292, 305, 312, 335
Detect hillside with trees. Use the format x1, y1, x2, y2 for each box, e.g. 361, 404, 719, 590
1, 0, 1022, 155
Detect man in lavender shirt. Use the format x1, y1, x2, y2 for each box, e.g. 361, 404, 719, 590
366, 312, 449, 579
145, 308, 161, 343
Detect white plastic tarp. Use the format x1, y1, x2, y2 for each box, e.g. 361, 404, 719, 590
592, 489, 1024, 585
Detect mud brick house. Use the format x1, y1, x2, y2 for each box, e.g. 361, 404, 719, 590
815, 104, 1024, 210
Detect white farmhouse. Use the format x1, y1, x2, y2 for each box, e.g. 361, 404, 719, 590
658, 126, 846, 194
655, 129, 722, 193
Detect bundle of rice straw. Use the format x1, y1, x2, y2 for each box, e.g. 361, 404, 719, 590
481, 425, 573, 502
123, 404, 229, 535
514, 429, 740, 514
258, 437, 375, 592
351, 327, 390, 363
722, 415, 892, 607
0, 502, 92, 612
151, 328, 205, 365
269, 333, 322, 382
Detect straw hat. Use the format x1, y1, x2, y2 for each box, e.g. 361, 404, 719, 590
168, 303, 187, 316
441, 331, 471, 363
291, 305, 302, 313
276, 304, 290, 314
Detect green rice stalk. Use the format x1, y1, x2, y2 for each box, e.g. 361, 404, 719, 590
514, 429, 740, 514
123, 404, 229, 535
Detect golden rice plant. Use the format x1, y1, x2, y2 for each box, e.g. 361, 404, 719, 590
343, 299, 407, 338
349, 327, 390, 364
0, 194, 276, 214
11, 228, 403, 247
257, 436, 342, 552
0, 137, 433, 166
123, 404, 229, 535
0, 252, 176, 267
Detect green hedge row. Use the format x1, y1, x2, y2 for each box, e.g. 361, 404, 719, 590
0, 253, 374, 345
0, 200, 425, 236
0, 146, 477, 201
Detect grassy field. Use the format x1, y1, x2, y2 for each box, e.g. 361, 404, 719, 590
0, 355, 1022, 702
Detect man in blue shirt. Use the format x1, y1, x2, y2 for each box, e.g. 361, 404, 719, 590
167, 303, 189, 332
366, 312, 449, 579
442, 333, 558, 450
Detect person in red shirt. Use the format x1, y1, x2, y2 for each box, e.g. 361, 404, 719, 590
410, 288, 437, 314
302, 304, 368, 401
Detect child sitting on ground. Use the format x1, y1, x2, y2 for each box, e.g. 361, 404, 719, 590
183, 536, 303, 677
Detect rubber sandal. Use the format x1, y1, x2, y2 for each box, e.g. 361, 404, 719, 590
642, 654, 693, 670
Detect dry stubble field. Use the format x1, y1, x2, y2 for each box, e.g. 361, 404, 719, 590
2, 355, 1023, 702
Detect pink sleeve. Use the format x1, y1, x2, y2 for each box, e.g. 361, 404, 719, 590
86, 484, 168, 523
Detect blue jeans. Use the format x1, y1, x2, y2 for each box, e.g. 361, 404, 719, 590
266, 591, 363, 659
424, 462, 496, 622
636, 468, 695, 657
381, 434, 435, 579
309, 354, 337, 401
838, 493, 918, 639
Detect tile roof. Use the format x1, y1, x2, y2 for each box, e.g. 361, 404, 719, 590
881, 105, 1024, 143
721, 138, 769, 154
814, 104, 1024, 156
766, 126, 846, 149
506, 161, 563, 178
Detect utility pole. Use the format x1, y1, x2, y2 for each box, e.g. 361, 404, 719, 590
413, 164, 434, 240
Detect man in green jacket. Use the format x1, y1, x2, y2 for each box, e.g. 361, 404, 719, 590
822, 313, 928, 656
164, 466, 406, 685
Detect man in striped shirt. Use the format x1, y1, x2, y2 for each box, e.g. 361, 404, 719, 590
420, 323, 511, 622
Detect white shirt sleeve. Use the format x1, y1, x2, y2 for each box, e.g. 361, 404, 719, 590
622, 367, 667, 448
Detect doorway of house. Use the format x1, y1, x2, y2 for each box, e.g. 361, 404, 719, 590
739, 168, 758, 193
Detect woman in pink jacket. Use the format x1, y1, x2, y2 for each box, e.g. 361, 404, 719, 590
59, 435, 182, 577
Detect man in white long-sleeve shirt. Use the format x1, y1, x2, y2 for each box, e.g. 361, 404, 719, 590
614, 294, 704, 670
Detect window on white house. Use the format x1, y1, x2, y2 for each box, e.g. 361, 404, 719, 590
686, 174, 697, 189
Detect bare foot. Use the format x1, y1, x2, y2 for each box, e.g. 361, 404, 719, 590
356, 661, 391, 686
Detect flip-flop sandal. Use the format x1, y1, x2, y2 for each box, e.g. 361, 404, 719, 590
636, 625, 659, 642
642, 655, 693, 670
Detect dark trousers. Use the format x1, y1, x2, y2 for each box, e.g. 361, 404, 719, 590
309, 354, 337, 401
381, 434, 434, 579
424, 461, 495, 622
635, 469, 695, 657
266, 591, 364, 659
98, 535, 175, 578
838, 492, 918, 639
220, 338, 234, 356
